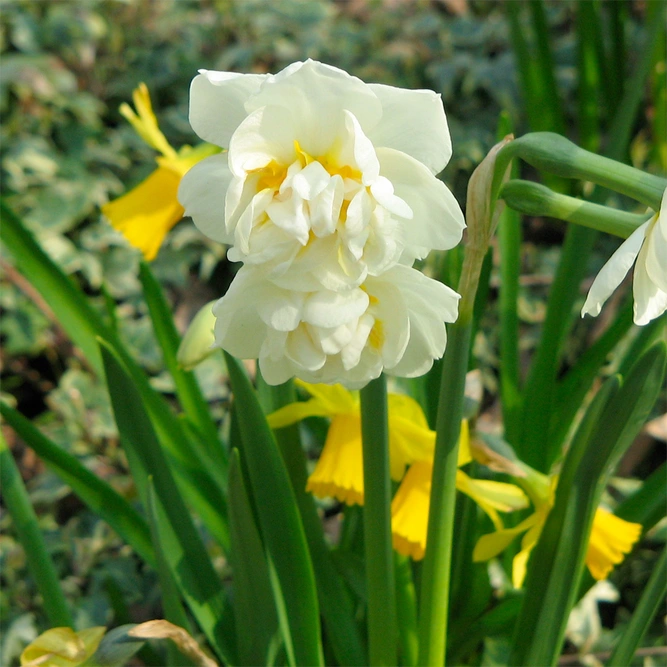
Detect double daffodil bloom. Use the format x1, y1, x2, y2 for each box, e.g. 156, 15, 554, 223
267, 381, 529, 559
473, 467, 642, 587
102, 83, 218, 260
20, 627, 105, 667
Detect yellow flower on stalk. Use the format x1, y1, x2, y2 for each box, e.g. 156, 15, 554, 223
267, 381, 529, 558
102, 83, 219, 260
472, 467, 642, 587
21, 627, 105, 667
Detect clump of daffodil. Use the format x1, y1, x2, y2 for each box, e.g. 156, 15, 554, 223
473, 463, 642, 587
102, 83, 219, 260
267, 381, 528, 558
20, 627, 106, 667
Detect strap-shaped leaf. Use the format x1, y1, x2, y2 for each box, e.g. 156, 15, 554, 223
225, 352, 323, 667
100, 339, 235, 663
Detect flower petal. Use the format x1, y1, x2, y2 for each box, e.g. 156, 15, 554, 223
103, 166, 183, 261
178, 153, 234, 243
581, 222, 648, 318
377, 147, 465, 259
368, 83, 452, 174
189, 70, 268, 147
391, 460, 432, 560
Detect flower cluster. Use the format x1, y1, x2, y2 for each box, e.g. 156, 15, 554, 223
178, 60, 465, 387
267, 381, 529, 559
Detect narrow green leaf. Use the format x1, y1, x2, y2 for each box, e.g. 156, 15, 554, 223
100, 340, 234, 663
510, 342, 666, 666
228, 449, 278, 667
395, 554, 418, 667
0, 431, 73, 627
617, 461, 667, 533
259, 377, 367, 666
608, 546, 667, 667
225, 352, 324, 667
0, 402, 154, 567
138, 261, 224, 465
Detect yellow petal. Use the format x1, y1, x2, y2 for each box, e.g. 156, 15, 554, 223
585, 508, 642, 580
21, 627, 105, 667
121, 83, 177, 159
267, 399, 333, 429
296, 381, 359, 415
456, 470, 529, 530
102, 166, 183, 261
391, 460, 432, 561
472, 512, 540, 562
512, 545, 533, 589
306, 414, 364, 505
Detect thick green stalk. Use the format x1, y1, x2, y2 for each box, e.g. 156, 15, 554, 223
0, 432, 73, 627
395, 554, 418, 667
418, 240, 484, 665
609, 547, 667, 666
360, 374, 397, 667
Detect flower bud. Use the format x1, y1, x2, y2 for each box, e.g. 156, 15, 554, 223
177, 300, 217, 370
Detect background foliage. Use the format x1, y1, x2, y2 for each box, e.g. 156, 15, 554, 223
1, 1, 664, 665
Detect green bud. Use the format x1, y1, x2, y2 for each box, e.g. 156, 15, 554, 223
500, 180, 653, 238
506, 132, 666, 209
176, 300, 217, 370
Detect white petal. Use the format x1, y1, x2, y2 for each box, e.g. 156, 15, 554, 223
581, 223, 648, 318
368, 83, 452, 174
228, 105, 297, 176
292, 161, 331, 200
376, 147, 465, 258
336, 111, 380, 184
189, 70, 267, 147
256, 288, 305, 331
633, 240, 667, 325
178, 153, 233, 243
369, 176, 413, 219
303, 288, 369, 328
286, 327, 327, 371
310, 175, 344, 237
266, 196, 310, 245
644, 209, 667, 292
340, 313, 375, 370
246, 60, 383, 156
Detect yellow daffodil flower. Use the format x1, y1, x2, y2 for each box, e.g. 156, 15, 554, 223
102, 83, 218, 260
20, 627, 106, 667
267, 381, 529, 559
473, 467, 642, 587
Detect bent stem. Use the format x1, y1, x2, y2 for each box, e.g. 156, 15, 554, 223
360, 374, 397, 666
418, 245, 484, 666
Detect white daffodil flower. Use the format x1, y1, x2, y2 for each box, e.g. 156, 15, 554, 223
582, 187, 667, 325
212, 264, 460, 388
178, 59, 464, 290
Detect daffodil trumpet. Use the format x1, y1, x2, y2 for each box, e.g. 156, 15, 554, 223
102, 83, 219, 260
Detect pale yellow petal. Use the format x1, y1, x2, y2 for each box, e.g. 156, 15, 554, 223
512, 546, 532, 589
266, 400, 333, 429
457, 419, 472, 467
306, 414, 364, 505
473, 512, 540, 562
102, 166, 183, 260
21, 627, 105, 667
296, 381, 359, 415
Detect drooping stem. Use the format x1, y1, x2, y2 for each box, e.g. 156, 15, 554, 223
360, 374, 397, 666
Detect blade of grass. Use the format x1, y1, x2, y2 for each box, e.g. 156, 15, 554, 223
228, 449, 279, 667
395, 554, 418, 667
225, 352, 323, 667
138, 261, 223, 464
510, 342, 666, 667
608, 546, 667, 667
576, 0, 602, 152
0, 430, 73, 627
616, 461, 667, 533
360, 374, 397, 667
100, 339, 234, 663
0, 402, 154, 566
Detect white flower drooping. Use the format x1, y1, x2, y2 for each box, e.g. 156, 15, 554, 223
179, 59, 465, 386
582, 187, 667, 326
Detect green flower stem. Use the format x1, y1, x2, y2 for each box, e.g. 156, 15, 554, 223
609, 546, 667, 667
500, 180, 653, 238
418, 241, 484, 666
360, 374, 397, 667
0, 431, 73, 627
491, 133, 667, 212
395, 553, 419, 667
